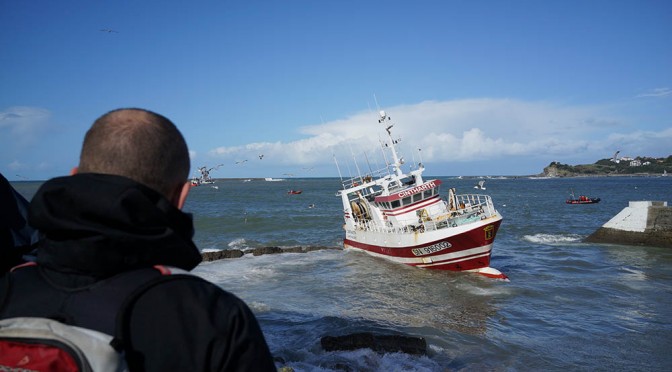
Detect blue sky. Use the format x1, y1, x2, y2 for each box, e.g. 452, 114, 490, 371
2, 0, 671, 181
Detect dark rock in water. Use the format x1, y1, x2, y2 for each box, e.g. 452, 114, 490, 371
201, 246, 342, 262
251, 246, 284, 256
201, 249, 244, 262
321, 332, 427, 355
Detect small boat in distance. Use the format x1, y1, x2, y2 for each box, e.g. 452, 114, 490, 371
287, 190, 302, 195
566, 190, 600, 204
190, 164, 223, 187
335, 110, 506, 279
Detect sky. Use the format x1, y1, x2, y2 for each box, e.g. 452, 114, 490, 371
1, 0, 671, 181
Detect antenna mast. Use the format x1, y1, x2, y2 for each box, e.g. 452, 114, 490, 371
378, 110, 404, 177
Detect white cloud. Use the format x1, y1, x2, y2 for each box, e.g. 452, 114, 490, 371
636, 87, 672, 98
203, 99, 670, 175
0, 106, 51, 147
602, 127, 672, 157
8, 160, 25, 171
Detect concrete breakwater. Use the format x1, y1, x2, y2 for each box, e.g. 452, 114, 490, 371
585, 201, 672, 248
201, 245, 342, 262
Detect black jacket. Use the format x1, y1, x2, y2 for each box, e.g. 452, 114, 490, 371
0, 173, 276, 371
0, 173, 38, 273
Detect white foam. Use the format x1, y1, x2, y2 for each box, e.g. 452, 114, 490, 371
523, 233, 583, 244
228, 238, 248, 249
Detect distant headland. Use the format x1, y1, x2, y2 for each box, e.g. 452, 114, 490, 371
541, 155, 671, 177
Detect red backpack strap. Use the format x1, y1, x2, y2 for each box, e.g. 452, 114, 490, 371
151, 265, 189, 275
9, 261, 37, 273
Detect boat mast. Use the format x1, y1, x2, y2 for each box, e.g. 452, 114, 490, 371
378, 110, 404, 177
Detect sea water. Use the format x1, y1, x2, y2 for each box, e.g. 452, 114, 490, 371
10, 176, 672, 371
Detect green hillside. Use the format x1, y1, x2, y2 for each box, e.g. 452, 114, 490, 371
542, 156, 672, 177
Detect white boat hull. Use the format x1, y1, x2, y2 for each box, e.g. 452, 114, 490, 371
343, 215, 504, 277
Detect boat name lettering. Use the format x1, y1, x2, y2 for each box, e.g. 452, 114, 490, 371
411, 241, 451, 256
397, 181, 436, 198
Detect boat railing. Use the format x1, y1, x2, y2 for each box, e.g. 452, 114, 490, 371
353, 193, 498, 235
340, 165, 391, 190
455, 194, 497, 216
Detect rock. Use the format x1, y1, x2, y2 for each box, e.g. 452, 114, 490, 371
321, 332, 427, 355
251, 246, 284, 256
201, 249, 244, 262
201, 246, 342, 262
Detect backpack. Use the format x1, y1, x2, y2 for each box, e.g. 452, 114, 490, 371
0, 263, 190, 372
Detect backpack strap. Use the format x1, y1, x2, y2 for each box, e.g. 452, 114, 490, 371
109, 266, 198, 368
110, 266, 193, 345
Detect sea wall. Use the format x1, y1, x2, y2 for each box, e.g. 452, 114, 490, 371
585, 201, 672, 248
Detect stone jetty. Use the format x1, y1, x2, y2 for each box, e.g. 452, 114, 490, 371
585, 201, 672, 248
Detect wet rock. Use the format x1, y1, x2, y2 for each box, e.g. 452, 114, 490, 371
201, 249, 244, 262
251, 246, 284, 256
321, 332, 427, 355
201, 246, 342, 261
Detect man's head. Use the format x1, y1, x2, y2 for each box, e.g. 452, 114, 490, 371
77, 108, 191, 206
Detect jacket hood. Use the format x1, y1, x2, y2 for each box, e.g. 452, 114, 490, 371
29, 173, 202, 277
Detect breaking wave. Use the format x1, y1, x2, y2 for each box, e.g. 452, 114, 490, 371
522, 233, 583, 244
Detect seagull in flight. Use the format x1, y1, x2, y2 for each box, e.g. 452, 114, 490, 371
258, 154, 264, 160
235, 160, 248, 164
99, 28, 118, 33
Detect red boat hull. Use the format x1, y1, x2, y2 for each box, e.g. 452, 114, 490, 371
344, 219, 502, 272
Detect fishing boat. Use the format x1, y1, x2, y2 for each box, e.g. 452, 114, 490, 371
287, 190, 302, 195
335, 110, 506, 279
190, 164, 222, 187
566, 191, 600, 204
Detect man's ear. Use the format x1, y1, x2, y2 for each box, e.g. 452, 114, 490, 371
172, 181, 191, 210
70, 167, 78, 175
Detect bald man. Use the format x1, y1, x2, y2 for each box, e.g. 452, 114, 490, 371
0, 108, 276, 371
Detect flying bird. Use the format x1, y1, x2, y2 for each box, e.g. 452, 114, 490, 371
258, 154, 264, 160
235, 160, 248, 164
99, 28, 118, 33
